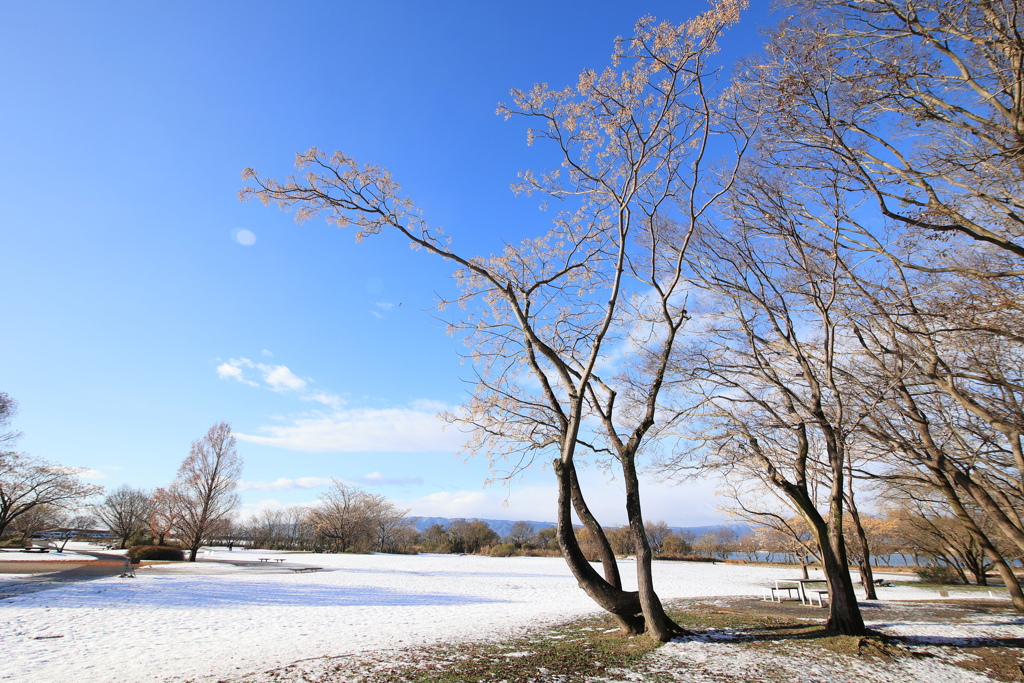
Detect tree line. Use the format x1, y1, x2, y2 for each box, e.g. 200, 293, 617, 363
242, 0, 1024, 638
0, 410, 242, 562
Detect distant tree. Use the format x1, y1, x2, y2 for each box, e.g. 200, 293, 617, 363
644, 521, 672, 555
55, 513, 97, 551
419, 524, 452, 553
0, 392, 21, 448
8, 503, 62, 543
532, 526, 559, 551
507, 521, 535, 549
606, 527, 635, 556
0, 451, 102, 539
172, 422, 242, 562
447, 519, 498, 553
661, 534, 691, 556
92, 485, 154, 549
148, 486, 180, 546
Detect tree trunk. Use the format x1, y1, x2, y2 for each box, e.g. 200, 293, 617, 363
930, 468, 1024, 614
553, 459, 645, 634
822, 506, 865, 635
621, 453, 687, 642
846, 487, 877, 600
568, 466, 621, 590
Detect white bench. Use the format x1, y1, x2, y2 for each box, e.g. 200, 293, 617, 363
762, 585, 800, 602
811, 590, 829, 608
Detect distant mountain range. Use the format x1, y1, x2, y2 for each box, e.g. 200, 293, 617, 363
408, 516, 751, 538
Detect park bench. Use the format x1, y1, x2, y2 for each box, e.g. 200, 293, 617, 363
258, 558, 286, 563
810, 590, 829, 608
20, 547, 50, 553
762, 584, 800, 602
289, 567, 321, 573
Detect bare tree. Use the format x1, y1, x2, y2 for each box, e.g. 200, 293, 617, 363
0, 451, 102, 540
0, 392, 21, 448
309, 481, 413, 553
92, 485, 154, 549
148, 486, 180, 546
242, 1, 751, 640
172, 422, 242, 562
644, 521, 672, 556
507, 521, 535, 549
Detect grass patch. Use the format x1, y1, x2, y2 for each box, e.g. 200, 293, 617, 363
239, 597, 1023, 683
310, 613, 663, 683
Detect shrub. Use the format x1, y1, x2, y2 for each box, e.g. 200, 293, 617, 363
489, 543, 517, 557
127, 545, 185, 561
915, 564, 961, 585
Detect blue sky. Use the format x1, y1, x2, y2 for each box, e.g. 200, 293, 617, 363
1, 1, 774, 528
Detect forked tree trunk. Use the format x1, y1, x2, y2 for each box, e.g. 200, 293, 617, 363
568, 467, 622, 590
554, 459, 645, 634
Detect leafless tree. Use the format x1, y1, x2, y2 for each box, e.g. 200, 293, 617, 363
310, 481, 414, 553
507, 521, 535, 549
148, 486, 180, 546
0, 392, 21, 448
92, 485, 154, 549
172, 422, 242, 562
644, 520, 672, 555
0, 451, 102, 540
242, 1, 751, 641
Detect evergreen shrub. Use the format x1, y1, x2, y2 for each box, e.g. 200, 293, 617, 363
127, 545, 185, 561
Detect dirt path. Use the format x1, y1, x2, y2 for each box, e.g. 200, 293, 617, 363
0, 550, 127, 600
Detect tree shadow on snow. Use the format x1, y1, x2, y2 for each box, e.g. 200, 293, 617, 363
18, 577, 510, 610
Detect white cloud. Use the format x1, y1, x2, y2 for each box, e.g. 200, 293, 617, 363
376, 302, 394, 310
357, 471, 424, 486
75, 468, 106, 480
369, 310, 385, 320
215, 357, 310, 393
262, 365, 307, 392
261, 349, 273, 357
234, 404, 465, 453
216, 361, 258, 387
306, 392, 345, 409
237, 477, 334, 492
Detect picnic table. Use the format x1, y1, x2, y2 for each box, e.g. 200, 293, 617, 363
20, 547, 51, 553
772, 578, 829, 606
258, 558, 286, 563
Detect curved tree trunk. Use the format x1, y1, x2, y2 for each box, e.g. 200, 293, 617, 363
931, 467, 1024, 614
846, 482, 877, 600
568, 466, 622, 590
554, 459, 645, 634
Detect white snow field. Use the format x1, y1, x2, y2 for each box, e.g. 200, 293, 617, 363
0, 549, 1007, 683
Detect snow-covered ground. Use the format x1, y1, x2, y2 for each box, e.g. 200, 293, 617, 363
0, 549, 1013, 683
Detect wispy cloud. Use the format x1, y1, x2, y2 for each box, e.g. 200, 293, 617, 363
356, 471, 424, 486
234, 404, 463, 453
375, 302, 394, 311
261, 349, 273, 357
75, 468, 107, 480
237, 476, 334, 492
216, 357, 315, 394
216, 361, 259, 386
369, 310, 384, 320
